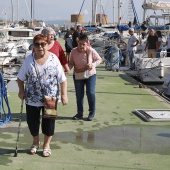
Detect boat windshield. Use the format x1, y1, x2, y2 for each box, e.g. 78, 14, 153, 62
8, 31, 30, 37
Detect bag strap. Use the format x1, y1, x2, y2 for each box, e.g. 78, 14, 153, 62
32, 54, 59, 97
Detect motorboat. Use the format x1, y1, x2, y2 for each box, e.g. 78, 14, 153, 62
133, 50, 170, 83
0, 26, 34, 66
0, 26, 33, 41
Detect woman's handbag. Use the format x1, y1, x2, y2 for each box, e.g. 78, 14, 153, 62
33, 58, 59, 118
43, 95, 58, 118
75, 70, 89, 80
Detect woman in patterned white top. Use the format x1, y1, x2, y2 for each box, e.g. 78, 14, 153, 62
17, 34, 68, 157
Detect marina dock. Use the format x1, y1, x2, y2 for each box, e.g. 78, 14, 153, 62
1, 60, 170, 169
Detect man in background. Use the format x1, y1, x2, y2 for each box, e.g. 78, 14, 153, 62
71, 25, 82, 48
144, 29, 158, 58
126, 28, 139, 70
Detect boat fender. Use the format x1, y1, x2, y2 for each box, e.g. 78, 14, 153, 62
159, 61, 164, 79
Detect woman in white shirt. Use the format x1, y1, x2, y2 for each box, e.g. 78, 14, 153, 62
17, 34, 68, 157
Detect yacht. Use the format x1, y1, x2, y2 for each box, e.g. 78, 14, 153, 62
0, 26, 34, 66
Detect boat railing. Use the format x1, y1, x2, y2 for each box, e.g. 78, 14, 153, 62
135, 50, 168, 59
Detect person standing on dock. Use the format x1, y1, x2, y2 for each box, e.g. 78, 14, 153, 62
126, 28, 139, 70
41, 27, 70, 75
144, 29, 158, 58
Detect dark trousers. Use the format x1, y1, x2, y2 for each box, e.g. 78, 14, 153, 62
26, 105, 55, 136
73, 74, 96, 114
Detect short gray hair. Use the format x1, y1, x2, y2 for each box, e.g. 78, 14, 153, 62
41, 27, 56, 36
129, 28, 134, 32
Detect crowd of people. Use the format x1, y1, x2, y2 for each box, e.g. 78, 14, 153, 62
17, 26, 102, 157
16, 24, 170, 157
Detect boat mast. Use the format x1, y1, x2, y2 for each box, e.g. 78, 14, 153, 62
11, 0, 14, 23
112, 0, 114, 24
100, 0, 102, 24
31, 0, 33, 26
31, 0, 35, 26
92, 0, 97, 25
75, 0, 86, 26
17, 0, 19, 23
128, 0, 133, 24
143, 0, 147, 22
118, 0, 121, 24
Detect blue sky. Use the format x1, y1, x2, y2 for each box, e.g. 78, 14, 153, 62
0, 0, 169, 24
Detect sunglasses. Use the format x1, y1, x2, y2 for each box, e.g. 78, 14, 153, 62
34, 42, 47, 48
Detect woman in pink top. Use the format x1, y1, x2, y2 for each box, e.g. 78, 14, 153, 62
69, 34, 102, 121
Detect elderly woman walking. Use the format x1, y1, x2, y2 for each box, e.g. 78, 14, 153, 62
17, 34, 68, 157
41, 27, 70, 75
69, 34, 102, 121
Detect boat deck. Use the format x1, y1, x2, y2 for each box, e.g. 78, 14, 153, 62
1, 63, 170, 170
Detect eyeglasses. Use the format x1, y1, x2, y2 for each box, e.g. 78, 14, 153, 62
34, 42, 47, 48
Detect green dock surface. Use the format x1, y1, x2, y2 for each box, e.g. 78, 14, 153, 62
1, 39, 170, 170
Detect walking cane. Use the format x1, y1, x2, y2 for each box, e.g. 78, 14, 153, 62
14, 99, 24, 157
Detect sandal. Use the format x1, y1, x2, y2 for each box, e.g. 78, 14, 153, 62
29, 142, 40, 155
43, 148, 51, 157
29, 145, 39, 154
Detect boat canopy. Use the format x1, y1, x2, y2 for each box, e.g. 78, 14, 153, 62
142, 1, 170, 10
117, 25, 141, 31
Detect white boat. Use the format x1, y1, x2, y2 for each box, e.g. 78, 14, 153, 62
0, 26, 33, 41
124, 0, 170, 83
0, 26, 33, 66
133, 50, 169, 83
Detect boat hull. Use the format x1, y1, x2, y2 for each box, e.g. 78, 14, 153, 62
134, 52, 170, 82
